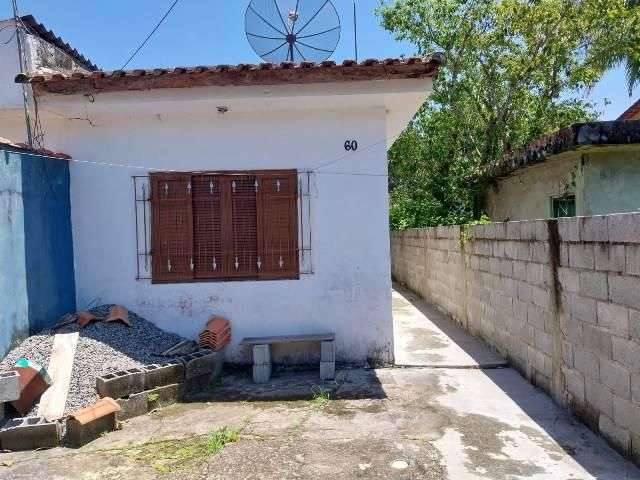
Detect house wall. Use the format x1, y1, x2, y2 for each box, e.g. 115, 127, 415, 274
484, 153, 581, 221
582, 149, 640, 215
0, 148, 75, 358
0, 19, 23, 110
484, 147, 640, 221
391, 213, 640, 464
39, 103, 396, 364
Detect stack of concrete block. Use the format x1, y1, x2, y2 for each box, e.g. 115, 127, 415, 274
0, 371, 20, 423
66, 397, 121, 448
0, 417, 61, 451
252, 345, 272, 384
320, 341, 336, 380
180, 349, 224, 393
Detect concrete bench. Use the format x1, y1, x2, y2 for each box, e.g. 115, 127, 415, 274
240, 334, 336, 384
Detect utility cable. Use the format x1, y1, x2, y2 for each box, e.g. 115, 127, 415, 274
120, 0, 182, 70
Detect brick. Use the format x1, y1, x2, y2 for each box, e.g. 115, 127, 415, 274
252, 345, 271, 365
564, 367, 585, 403
580, 216, 609, 242
586, 378, 614, 417
566, 293, 597, 324
253, 363, 272, 384
597, 302, 629, 337
320, 361, 335, 380
579, 271, 608, 300
608, 212, 640, 244
574, 348, 599, 379
599, 414, 631, 454
569, 244, 595, 269
614, 397, 640, 436
626, 245, 640, 276
558, 217, 580, 242
609, 274, 640, 310
96, 368, 145, 399
143, 362, 184, 391
584, 324, 613, 358
0, 370, 20, 403
595, 244, 625, 272
612, 337, 640, 372
321, 341, 335, 362
66, 398, 120, 448
600, 359, 631, 399
558, 268, 579, 293
0, 417, 61, 451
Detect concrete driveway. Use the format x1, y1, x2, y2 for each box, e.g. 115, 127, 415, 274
1, 288, 639, 479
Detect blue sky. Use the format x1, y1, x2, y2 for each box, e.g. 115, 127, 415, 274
1, 0, 635, 119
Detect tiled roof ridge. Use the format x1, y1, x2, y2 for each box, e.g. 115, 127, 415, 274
618, 99, 640, 121
15, 54, 444, 94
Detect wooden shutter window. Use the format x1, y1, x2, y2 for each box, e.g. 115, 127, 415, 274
192, 175, 224, 279
258, 171, 299, 279
150, 170, 299, 283
150, 173, 194, 283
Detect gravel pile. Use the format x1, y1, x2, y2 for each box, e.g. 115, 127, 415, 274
0, 305, 185, 416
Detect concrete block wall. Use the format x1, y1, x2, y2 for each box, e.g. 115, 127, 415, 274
391, 212, 640, 463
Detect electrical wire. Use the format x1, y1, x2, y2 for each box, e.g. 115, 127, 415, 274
120, 0, 182, 70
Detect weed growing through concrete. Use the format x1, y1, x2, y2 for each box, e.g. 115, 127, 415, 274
147, 393, 160, 403
310, 386, 331, 409
125, 427, 239, 473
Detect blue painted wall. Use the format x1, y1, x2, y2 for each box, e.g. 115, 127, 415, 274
0, 148, 76, 358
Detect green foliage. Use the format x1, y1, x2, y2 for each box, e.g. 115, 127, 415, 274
379, 0, 640, 229
310, 386, 331, 409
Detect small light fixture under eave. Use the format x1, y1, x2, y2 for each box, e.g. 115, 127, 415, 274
217, 106, 229, 114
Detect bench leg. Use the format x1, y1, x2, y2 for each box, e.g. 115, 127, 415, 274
320, 341, 335, 380
252, 345, 272, 384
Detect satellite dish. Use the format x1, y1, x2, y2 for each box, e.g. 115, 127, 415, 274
245, 0, 341, 63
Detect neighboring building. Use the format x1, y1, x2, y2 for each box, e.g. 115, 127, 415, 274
618, 99, 640, 121
0, 138, 75, 358
11, 54, 442, 363
484, 120, 640, 222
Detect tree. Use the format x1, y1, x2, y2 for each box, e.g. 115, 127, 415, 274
378, 0, 640, 229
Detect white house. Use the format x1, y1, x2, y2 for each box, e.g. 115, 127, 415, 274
6, 25, 441, 363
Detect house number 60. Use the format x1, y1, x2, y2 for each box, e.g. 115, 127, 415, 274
344, 140, 358, 151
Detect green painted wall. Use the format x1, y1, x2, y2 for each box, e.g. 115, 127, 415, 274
582, 149, 640, 215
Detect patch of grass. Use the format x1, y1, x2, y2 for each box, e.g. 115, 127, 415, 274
310, 386, 331, 410
125, 427, 239, 473
147, 393, 160, 403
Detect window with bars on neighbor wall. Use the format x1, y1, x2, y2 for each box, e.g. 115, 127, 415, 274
146, 170, 300, 283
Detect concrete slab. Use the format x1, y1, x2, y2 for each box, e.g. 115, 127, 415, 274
1, 366, 638, 479
393, 285, 507, 368
38, 332, 79, 421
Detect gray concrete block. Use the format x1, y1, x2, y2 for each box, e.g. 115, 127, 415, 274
181, 350, 224, 380
252, 345, 271, 365
631, 309, 640, 342
632, 374, 640, 404
0, 417, 61, 451
320, 341, 335, 363
566, 294, 597, 324
0, 403, 5, 425
560, 313, 583, 344
253, 363, 272, 384
0, 370, 20, 403
506, 222, 521, 240
599, 414, 631, 454
558, 217, 580, 242
584, 324, 613, 359
96, 368, 145, 399
580, 216, 609, 243
597, 302, 629, 337
564, 367, 586, 403
320, 361, 335, 380
116, 393, 148, 421
609, 274, 640, 310
569, 244, 595, 269
613, 396, 640, 434
600, 359, 631, 399
575, 348, 599, 379
562, 341, 574, 368
612, 337, 640, 373
586, 378, 614, 417
559, 268, 579, 293
608, 212, 640, 244
626, 245, 640, 276
143, 362, 184, 390
595, 244, 625, 273
117, 383, 182, 421
579, 271, 608, 300
560, 244, 570, 267
535, 330, 554, 356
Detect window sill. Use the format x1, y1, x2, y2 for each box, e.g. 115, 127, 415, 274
150, 274, 300, 284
